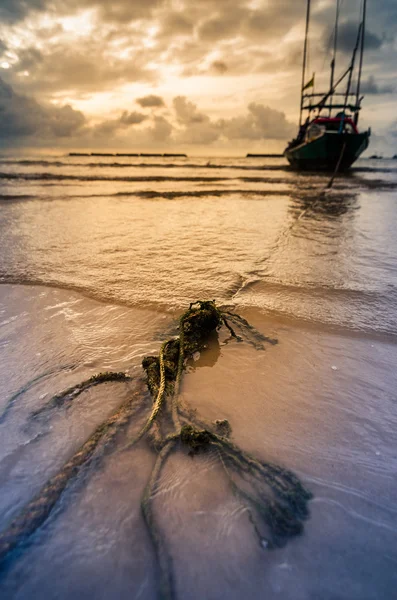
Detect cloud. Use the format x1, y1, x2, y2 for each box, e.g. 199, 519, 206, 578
173, 96, 209, 125
0, 0, 47, 24
159, 10, 193, 38
0, 76, 85, 141
172, 96, 220, 144
336, 21, 383, 54
198, 10, 243, 42
9, 42, 155, 95
136, 94, 165, 108
211, 60, 228, 74
77, 0, 162, 23
93, 110, 147, 136
0, 77, 296, 149
361, 75, 394, 95
0, 0, 164, 25
149, 115, 173, 141
0, 0, 396, 151
172, 96, 295, 145
220, 102, 295, 141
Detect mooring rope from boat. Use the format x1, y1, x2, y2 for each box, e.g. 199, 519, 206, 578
325, 141, 347, 190
232, 146, 350, 303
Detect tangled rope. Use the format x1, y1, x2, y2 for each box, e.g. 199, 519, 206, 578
0, 300, 312, 600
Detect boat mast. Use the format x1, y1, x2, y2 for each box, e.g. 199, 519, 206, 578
355, 0, 367, 125
299, 0, 311, 126
343, 22, 362, 112
329, 0, 340, 116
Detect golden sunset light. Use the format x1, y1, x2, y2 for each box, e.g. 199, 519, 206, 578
1, 2, 397, 600
0, 0, 394, 153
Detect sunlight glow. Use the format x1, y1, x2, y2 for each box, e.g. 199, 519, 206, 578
143, 26, 159, 49
58, 11, 96, 36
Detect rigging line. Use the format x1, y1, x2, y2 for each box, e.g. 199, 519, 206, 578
343, 21, 362, 111
299, 0, 311, 127
355, 0, 366, 121
329, 0, 340, 115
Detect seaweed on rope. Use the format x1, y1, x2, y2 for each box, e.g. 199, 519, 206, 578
0, 300, 312, 599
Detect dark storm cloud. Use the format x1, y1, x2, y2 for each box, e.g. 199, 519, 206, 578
361, 75, 394, 95
0, 76, 85, 140
336, 21, 383, 54
0, 0, 47, 24
196, 1, 305, 43
136, 95, 165, 108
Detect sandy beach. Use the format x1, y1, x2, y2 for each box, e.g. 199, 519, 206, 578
0, 280, 396, 599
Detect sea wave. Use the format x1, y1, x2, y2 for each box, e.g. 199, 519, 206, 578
0, 172, 396, 192
0, 190, 293, 202
0, 158, 395, 174
0, 159, 287, 171
1, 275, 397, 339
0, 172, 288, 183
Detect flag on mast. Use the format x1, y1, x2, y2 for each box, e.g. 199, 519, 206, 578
303, 73, 315, 91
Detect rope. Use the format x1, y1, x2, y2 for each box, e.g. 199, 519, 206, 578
0, 300, 313, 599
171, 331, 184, 431
0, 383, 146, 566
123, 340, 170, 451
325, 140, 347, 189
141, 439, 177, 600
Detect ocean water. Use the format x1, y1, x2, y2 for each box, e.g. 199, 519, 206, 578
0, 155, 396, 599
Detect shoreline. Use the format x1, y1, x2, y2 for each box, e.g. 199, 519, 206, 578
2, 280, 397, 344
0, 284, 396, 599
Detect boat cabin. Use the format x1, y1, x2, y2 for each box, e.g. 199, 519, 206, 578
312, 117, 358, 134
303, 115, 358, 143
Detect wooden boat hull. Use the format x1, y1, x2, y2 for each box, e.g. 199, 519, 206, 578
284, 131, 370, 171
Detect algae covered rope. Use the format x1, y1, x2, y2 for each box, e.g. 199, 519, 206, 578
0, 364, 75, 424
123, 340, 170, 452
136, 300, 312, 600
31, 371, 131, 418
171, 330, 183, 430
141, 439, 178, 600
0, 299, 312, 599
0, 381, 147, 566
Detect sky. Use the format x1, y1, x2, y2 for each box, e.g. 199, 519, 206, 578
0, 0, 396, 155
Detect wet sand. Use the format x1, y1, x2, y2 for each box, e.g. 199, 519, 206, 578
0, 283, 396, 599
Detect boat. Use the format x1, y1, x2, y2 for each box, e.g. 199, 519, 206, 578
284, 0, 371, 171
